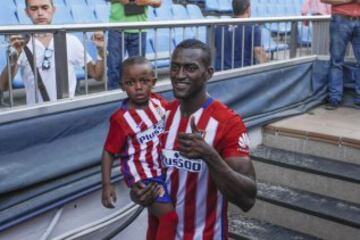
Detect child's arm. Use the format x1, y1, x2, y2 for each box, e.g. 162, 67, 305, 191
101, 150, 117, 208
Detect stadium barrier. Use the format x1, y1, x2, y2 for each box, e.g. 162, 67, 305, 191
0, 15, 331, 110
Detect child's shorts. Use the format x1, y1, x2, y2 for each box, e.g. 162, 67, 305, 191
141, 175, 172, 203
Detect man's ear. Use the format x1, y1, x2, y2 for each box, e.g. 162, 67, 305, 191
207, 66, 214, 80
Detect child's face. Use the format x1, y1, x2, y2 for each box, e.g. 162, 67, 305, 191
121, 63, 156, 108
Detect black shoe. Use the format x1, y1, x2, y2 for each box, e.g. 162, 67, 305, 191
324, 100, 339, 110
354, 102, 360, 109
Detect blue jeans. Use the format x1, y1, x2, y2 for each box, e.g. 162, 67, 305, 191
107, 31, 146, 90
329, 15, 360, 104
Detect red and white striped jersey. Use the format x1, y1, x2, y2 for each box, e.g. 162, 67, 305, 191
161, 98, 250, 240
104, 94, 167, 187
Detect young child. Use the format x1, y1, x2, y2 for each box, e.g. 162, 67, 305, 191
101, 56, 177, 240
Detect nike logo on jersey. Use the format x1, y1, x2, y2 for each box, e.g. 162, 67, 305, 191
161, 149, 203, 172
136, 120, 165, 144
238, 133, 250, 152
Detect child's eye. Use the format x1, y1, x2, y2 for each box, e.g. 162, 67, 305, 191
140, 79, 150, 84
124, 81, 134, 86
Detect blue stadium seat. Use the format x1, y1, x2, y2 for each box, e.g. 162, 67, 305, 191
218, 0, 232, 13
70, 4, 97, 23
13, 0, 24, 8
94, 4, 110, 22
53, 0, 67, 8
148, 6, 157, 21
0, 3, 19, 25
204, 0, 219, 13
87, 0, 107, 5
52, 6, 74, 24
16, 7, 32, 24
186, 4, 204, 19
64, 0, 87, 7
154, 4, 173, 20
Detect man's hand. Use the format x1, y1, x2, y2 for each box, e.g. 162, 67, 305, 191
130, 181, 161, 206
91, 32, 104, 49
9, 35, 26, 57
102, 183, 117, 208
177, 117, 216, 160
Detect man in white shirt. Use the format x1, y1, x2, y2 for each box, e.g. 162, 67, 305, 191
0, 0, 105, 105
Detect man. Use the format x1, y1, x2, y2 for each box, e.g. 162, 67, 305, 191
0, 0, 105, 105
107, 0, 161, 90
321, 0, 360, 109
215, 0, 268, 71
131, 39, 257, 239
302, 0, 331, 16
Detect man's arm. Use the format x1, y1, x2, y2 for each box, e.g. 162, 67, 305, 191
321, 0, 356, 5
0, 35, 25, 91
136, 0, 161, 8
254, 47, 268, 64
86, 32, 105, 81
112, 0, 161, 8
177, 118, 257, 212
0, 64, 17, 91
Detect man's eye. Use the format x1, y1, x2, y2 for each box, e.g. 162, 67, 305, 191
125, 81, 133, 86
170, 65, 179, 71
186, 65, 197, 71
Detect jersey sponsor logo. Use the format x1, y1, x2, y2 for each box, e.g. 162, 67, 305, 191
161, 149, 203, 172
136, 120, 165, 144
238, 133, 250, 152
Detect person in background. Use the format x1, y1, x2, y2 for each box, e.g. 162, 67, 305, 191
321, 0, 360, 109
0, 0, 104, 105
107, 0, 161, 90
302, 0, 331, 16
215, 0, 268, 71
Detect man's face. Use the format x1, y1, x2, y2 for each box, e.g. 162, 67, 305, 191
170, 48, 213, 100
26, 0, 55, 25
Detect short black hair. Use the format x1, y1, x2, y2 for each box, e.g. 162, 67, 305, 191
25, 0, 54, 7
173, 39, 212, 67
121, 56, 153, 78
232, 0, 250, 16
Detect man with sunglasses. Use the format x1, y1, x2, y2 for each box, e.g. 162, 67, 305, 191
0, 0, 105, 105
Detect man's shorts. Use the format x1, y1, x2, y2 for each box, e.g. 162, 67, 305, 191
141, 175, 172, 203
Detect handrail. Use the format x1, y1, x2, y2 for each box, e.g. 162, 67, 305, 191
0, 16, 330, 33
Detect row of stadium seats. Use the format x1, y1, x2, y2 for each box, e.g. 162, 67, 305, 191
0, 0, 110, 25
204, 0, 304, 15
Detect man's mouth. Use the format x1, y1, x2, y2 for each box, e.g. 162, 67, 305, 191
174, 81, 190, 88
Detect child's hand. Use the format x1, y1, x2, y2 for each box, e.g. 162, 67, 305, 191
102, 184, 117, 208
130, 182, 161, 206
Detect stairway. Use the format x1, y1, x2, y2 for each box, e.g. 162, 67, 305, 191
229, 107, 360, 240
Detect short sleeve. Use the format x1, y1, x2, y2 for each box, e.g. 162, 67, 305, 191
218, 114, 250, 158
67, 35, 93, 68
104, 117, 126, 155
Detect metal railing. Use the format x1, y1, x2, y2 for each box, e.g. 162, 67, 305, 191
0, 16, 331, 110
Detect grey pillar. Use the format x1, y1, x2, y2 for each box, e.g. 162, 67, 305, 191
54, 30, 69, 99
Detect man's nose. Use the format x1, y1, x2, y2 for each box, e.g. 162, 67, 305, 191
176, 67, 186, 79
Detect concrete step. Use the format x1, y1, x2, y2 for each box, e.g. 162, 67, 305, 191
233, 182, 360, 240
228, 215, 320, 240
262, 106, 360, 165
251, 145, 360, 203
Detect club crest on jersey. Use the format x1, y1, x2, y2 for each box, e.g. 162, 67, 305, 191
161, 149, 203, 172
238, 133, 250, 152
136, 120, 165, 144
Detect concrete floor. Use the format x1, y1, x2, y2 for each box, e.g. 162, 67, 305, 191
266, 105, 360, 148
